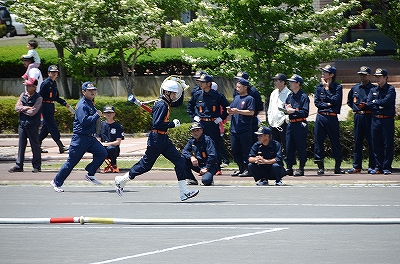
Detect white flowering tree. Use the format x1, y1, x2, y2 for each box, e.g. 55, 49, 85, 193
167, 0, 374, 95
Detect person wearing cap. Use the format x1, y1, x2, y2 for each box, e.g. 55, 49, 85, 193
228, 77, 256, 177
187, 73, 230, 167
366, 68, 396, 175
38, 65, 70, 154
97, 105, 124, 172
247, 126, 285, 186
115, 79, 199, 201
346, 66, 376, 174
181, 122, 219, 186
234, 71, 264, 144
21, 55, 43, 93
268, 73, 290, 156
51, 82, 107, 193
313, 64, 345, 175
284, 74, 309, 176
9, 79, 43, 173
191, 70, 207, 96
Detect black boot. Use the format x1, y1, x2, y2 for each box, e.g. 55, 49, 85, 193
285, 166, 293, 176
238, 163, 251, 177
315, 159, 324, 175
294, 161, 305, 176
56, 140, 69, 154
334, 160, 345, 174
231, 162, 244, 176
40, 142, 48, 153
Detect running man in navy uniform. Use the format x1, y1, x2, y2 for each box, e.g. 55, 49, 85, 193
347, 66, 376, 174
39, 65, 70, 154
182, 122, 219, 186
51, 82, 107, 192
284, 74, 309, 176
313, 65, 345, 175
367, 68, 396, 175
115, 80, 199, 201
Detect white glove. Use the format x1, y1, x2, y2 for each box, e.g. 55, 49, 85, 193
214, 117, 223, 124
194, 116, 200, 122
173, 119, 181, 127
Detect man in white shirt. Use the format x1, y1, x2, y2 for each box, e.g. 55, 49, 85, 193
22, 55, 43, 93
267, 73, 291, 155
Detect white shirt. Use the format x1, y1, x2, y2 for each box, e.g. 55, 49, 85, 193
267, 86, 291, 127
27, 67, 43, 93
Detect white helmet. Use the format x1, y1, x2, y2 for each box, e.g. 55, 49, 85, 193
161, 80, 179, 93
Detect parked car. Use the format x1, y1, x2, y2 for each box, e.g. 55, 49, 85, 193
0, 4, 15, 37
10, 13, 26, 35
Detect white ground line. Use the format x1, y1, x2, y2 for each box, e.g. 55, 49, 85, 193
89, 228, 288, 264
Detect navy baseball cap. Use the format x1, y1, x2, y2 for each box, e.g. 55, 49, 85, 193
357, 66, 371, 75
272, 73, 287, 82
234, 71, 249, 80
288, 74, 303, 85
373, 68, 388, 76
193, 70, 206, 78
237, 77, 249, 86
197, 74, 213, 82
321, 64, 336, 74
254, 126, 272, 135
190, 122, 203, 130
103, 105, 115, 113
48, 65, 59, 72
82, 81, 97, 91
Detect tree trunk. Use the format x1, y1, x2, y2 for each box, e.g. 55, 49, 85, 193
55, 43, 71, 99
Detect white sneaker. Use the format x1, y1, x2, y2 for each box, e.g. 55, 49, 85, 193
180, 190, 199, 201
50, 180, 64, 193
84, 174, 101, 185
115, 174, 129, 196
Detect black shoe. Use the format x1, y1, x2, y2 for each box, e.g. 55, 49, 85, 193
32, 168, 41, 173
41, 148, 48, 153
231, 170, 241, 176
285, 169, 293, 176
59, 146, 69, 154
317, 169, 324, 175
187, 179, 198, 185
9, 166, 23, 173
294, 169, 304, 176
238, 170, 251, 177
334, 168, 345, 174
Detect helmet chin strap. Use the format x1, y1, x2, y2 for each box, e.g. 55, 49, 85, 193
164, 91, 173, 103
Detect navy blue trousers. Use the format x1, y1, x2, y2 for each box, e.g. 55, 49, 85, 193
39, 103, 61, 143
285, 121, 308, 167
248, 163, 285, 182
352, 114, 375, 169
371, 117, 394, 171
314, 114, 342, 161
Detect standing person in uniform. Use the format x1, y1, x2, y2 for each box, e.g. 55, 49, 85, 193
21, 55, 43, 93
347, 66, 376, 174
9, 79, 42, 173
284, 74, 309, 176
182, 122, 219, 186
268, 73, 290, 156
367, 68, 396, 175
115, 80, 199, 201
50, 82, 107, 192
21, 39, 41, 80
187, 74, 230, 166
98, 105, 124, 172
228, 78, 255, 177
234, 71, 264, 144
39, 65, 70, 154
313, 65, 345, 175
248, 126, 285, 186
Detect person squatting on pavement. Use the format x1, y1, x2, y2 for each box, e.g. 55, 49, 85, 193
284, 74, 310, 177
228, 77, 256, 177
187, 74, 230, 167
248, 126, 286, 186
97, 105, 124, 172
9, 79, 42, 173
313, 65, 345, 175
366, 68, 396, 175
51, 82, 107, 192
233, 71, 264, 144
182, 122, 219, 186
268, 73, 291, 154
39, 65, 70, 154
347, 66, 376, 174
114, 80, 199, 201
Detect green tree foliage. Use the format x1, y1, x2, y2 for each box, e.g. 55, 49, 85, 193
167, 0, 374, 96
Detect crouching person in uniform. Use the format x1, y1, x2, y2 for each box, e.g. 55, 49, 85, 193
248, 126, 286, 186
182, 122, 219, 186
